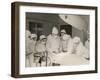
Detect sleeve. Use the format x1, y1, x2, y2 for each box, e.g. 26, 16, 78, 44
26, 39, 32, 54
46, 35, 52, 53
67, 39, 74, 54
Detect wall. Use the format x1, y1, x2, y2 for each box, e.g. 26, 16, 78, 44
26, 13, 60, 36
26, 13, 88, 43
0, 0, 100, 80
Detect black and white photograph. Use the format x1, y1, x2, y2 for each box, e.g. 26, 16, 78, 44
11, 2, 97, 77
25, 13, 90, 67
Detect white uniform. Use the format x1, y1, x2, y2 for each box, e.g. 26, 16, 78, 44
46, 27, 61, 64
46, 34, 61, 64
72, 37, 89, 59
60, 34, 73, 54
25, 33, 37, 67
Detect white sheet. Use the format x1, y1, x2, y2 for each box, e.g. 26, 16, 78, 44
52, 53, 89, 65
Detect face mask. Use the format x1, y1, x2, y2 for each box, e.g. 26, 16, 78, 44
41, 42, 46, 44
54, 35, 58, 38
52, 34, 57, 38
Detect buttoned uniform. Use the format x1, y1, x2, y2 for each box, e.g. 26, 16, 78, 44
35, 40, 48, 66
25, 37, 37, 67
46, 34, 61, 64
72, 41, 89, 59
60, 37, 73, 54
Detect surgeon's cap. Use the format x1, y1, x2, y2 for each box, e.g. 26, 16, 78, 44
52, 26, 58, 34
62, 34, 70, 40
26, 30, 31, 37
31, 33, 37, 38
73, 37, 80, 44
61, 29, 66, 33
40, 35, 46, 40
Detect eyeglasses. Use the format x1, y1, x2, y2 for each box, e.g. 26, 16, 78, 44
32, 38, 37, 40
41, 38, 47, 42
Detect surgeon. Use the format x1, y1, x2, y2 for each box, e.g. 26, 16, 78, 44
72, 37, 89, 59
35, 35, 48, 67
60, 34, 73, 53
46, 26, 61, 66
25, 31, 37, 67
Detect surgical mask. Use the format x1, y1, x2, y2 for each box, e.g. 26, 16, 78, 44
32, 37, 37, 41
41, 41, 46, 45
52, 34, 58, 38
54, 35, 58, 38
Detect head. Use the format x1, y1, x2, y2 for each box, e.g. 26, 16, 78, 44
31, 34, 37, 41
52, 26, 59, 38
60, 29, 66, 37
39, 35, 47, 44
73, 37, 81, 46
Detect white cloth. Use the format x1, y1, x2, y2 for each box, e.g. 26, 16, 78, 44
46, 34, 61, 63
49, 52, 89, 65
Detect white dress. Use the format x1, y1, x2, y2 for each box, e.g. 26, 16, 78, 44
25, 38, 36, 67
46, 34, 61, 63
51, 42, 89, 66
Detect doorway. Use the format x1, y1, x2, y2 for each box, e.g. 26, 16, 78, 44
60, 24, 72, 36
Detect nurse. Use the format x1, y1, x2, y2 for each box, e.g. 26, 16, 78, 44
35, 35, 47, 67
25, 31, 37, 67
46, 26, 61, 65
72, 37, 89, 59
60, 33, 73, 53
